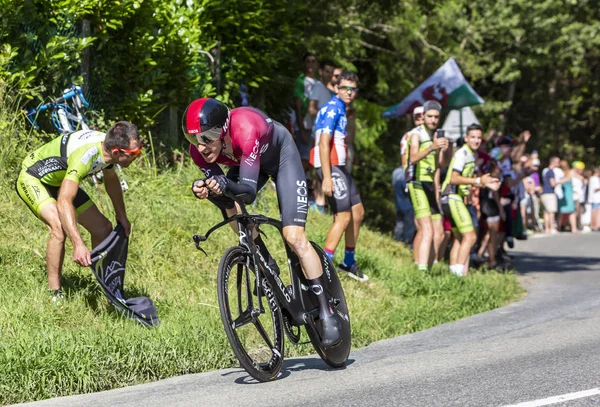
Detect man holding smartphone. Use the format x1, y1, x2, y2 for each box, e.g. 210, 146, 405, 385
406, 100, 449, 272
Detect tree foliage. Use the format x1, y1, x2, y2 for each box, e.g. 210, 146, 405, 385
1, 0, 598, 231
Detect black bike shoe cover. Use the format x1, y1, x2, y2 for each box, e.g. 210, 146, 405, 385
320, 314, 342, 347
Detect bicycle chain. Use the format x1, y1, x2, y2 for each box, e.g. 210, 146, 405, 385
282, 313, 303, 344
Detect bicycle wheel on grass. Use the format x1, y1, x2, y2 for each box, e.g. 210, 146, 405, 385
217, 246, 284, 382
303, 242, 351, 368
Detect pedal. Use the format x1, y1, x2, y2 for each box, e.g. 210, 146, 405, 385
303, 307, 320, 324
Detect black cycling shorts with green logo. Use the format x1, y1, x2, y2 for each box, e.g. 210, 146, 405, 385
408, 181, 441, 220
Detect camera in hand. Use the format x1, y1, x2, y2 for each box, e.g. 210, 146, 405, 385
436, 129, 445, 138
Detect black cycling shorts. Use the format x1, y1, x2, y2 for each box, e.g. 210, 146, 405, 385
480, 194, 500, 219
209, 122, 309, 228
316, 166, 362, 214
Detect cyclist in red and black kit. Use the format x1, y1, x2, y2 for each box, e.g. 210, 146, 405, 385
184, 98, 340, 346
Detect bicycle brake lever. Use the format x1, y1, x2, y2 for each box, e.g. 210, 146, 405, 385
193, 235, 208, 256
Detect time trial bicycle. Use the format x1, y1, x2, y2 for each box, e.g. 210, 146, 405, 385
193, 192, 351, 382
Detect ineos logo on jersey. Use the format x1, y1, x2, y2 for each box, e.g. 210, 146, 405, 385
244, 139, 261, 167
332, 173, 348, 200
296, 179, 308, 214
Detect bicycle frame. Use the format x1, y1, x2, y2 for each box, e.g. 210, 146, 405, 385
194, 196, 321, 327
25, 85, 90, 133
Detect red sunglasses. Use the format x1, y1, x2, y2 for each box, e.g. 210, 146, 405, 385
112, 145, 143, 158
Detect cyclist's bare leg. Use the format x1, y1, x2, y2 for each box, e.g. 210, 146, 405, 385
415, 216, 433, 269
487, 221, 499, 266
77, 204, 113, 248
478, 231, 490, 259
412, 221, 421, 264
343, 203, 365, 249
431, 217, 444, 266
282, 226, 322, 280
449, 233, 460, 265
437, 229, 451, 263
456, 230, 476, 269
324, 211, 352, 257
39, 202, 65, 291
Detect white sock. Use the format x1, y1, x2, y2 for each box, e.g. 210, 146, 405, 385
454, 264, 465, 276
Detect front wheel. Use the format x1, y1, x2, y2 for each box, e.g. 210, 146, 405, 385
303, 242, 351, 368
217, 246, 284, 382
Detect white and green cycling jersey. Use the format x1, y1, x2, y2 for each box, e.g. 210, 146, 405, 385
22, 129, 110, 185
405, 124, 438, 183
441, 144, 476, 198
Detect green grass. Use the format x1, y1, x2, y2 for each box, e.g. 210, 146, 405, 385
0, 161, 524, 404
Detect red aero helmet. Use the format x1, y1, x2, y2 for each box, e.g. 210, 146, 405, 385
182, 98, 230, 145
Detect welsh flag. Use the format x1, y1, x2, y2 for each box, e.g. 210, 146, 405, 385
383, 58, 484, 119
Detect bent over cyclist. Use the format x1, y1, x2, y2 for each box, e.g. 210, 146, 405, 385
16, 122, 142, 300
184, 98, 340, 346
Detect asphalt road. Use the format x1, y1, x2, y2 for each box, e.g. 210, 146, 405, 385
21, 233, 600, 407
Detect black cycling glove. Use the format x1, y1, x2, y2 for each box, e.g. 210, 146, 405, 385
208, 175, 229, 196
192, 177, 228, 198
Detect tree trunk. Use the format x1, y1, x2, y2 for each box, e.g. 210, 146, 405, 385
81, 19, 91, 92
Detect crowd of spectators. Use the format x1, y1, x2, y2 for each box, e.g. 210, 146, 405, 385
393, 105, 597, 273
286, 53, 595, 277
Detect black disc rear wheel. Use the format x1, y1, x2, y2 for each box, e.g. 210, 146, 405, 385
217, 246, 284, 382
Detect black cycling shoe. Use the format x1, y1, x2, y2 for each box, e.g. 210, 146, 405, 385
319, 314, 341, 347
506, 236, 515, 248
